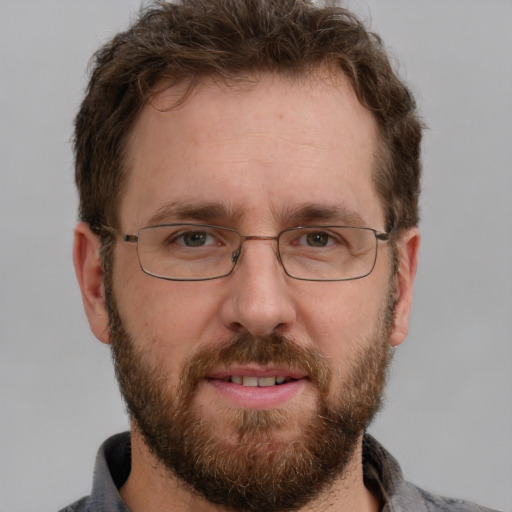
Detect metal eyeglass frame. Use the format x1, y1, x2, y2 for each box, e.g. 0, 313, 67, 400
111, 223, 392, 282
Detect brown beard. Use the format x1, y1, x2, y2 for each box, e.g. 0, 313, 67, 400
107, 282, 395, 512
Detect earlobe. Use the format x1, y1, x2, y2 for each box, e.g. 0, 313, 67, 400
73, 222, 110, 344
389, 227, 420, 347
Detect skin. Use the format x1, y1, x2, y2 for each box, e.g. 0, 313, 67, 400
74, 71, 420, 512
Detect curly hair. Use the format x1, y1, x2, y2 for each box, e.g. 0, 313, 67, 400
74, 0, 422, 235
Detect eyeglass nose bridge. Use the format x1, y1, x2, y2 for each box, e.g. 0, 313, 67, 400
230, 234, 280, 266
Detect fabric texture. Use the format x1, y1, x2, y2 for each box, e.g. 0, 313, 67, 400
59, 432, 499, 512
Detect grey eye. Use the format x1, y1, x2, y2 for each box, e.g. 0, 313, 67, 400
305, 232, 331, 247
181, 231, 208, 247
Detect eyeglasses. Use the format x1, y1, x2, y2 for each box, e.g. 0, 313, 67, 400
118, 223, 390, 282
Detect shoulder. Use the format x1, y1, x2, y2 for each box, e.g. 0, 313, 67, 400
57, 496, 89, 512
403, 482, 501, 512
57, 432, 131, 512
362, 435, 501, 512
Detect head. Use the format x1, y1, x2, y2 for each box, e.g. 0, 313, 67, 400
73, 1, 421, 511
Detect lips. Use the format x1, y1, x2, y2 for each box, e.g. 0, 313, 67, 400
228, 376, 289, 386
204, 366, 308, 408
208, 366, 306, 384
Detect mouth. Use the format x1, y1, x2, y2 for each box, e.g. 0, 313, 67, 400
218, 375, 296, 387
204, 367, 309, 408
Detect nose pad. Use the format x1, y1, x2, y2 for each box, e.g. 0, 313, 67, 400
230, 242, 280, 272
231, 247, 241, 264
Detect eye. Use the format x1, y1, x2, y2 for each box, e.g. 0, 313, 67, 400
294, 230, 339, 248
286, 228, 353, 251
172, 230, 220, 247
304, 231, 331, 247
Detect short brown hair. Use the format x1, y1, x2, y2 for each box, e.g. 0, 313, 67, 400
74, 0, 422, 235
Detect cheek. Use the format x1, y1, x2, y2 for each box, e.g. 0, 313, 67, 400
112, 254, 224, 367
294, 274, 389, 357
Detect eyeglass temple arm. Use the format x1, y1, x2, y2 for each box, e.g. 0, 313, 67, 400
376, 231, 390, 241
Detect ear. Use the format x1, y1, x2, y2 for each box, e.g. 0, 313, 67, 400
73, 222, 110, 344
389, 227, 420, 347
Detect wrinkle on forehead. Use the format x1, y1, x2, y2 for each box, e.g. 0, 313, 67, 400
198, 134, 337, 164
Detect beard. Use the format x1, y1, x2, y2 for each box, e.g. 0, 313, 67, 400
106, 280, 395, 512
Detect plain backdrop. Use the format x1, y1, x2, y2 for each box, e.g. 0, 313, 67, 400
1, 1, 511, 511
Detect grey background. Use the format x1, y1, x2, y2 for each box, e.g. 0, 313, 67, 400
1, 1, 511, 511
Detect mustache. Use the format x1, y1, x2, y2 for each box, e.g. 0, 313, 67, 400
179, 334, 330, 397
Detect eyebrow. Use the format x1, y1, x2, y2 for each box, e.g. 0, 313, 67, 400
145, 201, 368, 229
146, 201, 244, 226
274, 203, 368, 228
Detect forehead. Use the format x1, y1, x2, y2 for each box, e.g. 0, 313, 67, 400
121, 71, 382, 230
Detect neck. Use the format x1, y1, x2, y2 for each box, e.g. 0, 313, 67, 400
120, 426, 381, 512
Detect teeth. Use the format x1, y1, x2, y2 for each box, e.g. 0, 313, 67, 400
230, 376, 289, 387
242, 376, 258, 387
258, 377, 276, 387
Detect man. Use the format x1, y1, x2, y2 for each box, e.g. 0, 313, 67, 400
65, 1, 497, 511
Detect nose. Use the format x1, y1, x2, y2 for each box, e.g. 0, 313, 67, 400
220, 239, 297, 337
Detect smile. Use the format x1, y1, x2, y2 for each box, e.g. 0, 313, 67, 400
205, 368, 308, 408
224, 376, 292, 387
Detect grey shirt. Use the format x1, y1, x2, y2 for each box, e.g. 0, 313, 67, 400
59, 432, 499, 512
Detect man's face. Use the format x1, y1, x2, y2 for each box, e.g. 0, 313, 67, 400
84, 72, 416, 511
